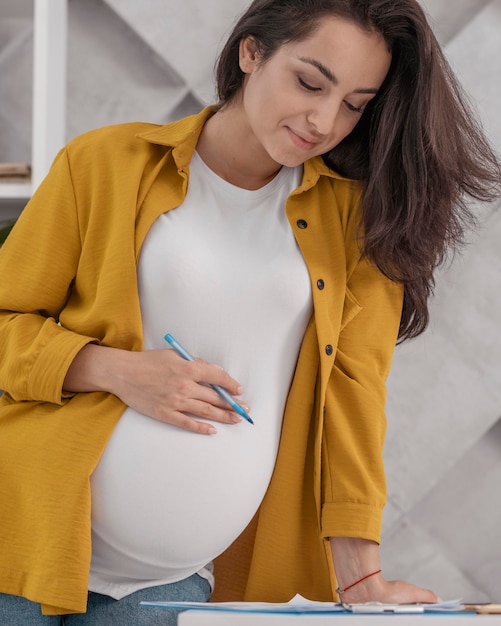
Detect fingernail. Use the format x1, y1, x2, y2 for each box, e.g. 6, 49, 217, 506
230, 414, 242, 423
207, 426, 217, 435
236, 386, 243, 395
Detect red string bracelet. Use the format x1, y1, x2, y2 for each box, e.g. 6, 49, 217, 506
336, 569, 382, 596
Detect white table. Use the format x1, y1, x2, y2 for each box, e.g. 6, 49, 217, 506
178, 611, 501, 625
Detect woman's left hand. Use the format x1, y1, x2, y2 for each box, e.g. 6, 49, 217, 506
330, 537, 441, 604
339, 574, 441, 604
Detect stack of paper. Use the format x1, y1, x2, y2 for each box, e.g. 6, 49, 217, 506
141, 593, 464, 614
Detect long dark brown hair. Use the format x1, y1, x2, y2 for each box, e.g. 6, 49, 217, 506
216, 0, 500, 340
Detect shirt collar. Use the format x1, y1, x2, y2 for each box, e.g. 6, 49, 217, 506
136, 105, 218, 170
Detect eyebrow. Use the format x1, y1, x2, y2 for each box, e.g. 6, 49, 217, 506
298, 56, 379, 94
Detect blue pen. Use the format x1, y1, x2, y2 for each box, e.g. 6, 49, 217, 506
164, 333, 254, 425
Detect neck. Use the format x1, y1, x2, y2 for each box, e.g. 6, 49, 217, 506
196, 104, 283, 190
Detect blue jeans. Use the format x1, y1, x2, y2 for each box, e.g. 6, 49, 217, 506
0, 573, 210, 625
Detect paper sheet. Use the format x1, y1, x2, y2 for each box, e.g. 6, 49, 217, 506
141, 594, 464, 614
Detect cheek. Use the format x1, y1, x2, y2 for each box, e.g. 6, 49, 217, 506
242, 78, 274, 126
245, 88, 282, 137
246, 68, 293, 116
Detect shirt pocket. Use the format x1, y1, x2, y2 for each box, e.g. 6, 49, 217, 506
340, 287, 362, 332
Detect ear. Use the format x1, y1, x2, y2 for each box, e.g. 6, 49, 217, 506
239, 36, 260, 74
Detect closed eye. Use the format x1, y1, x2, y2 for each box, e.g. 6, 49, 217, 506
345, 101, 365, 114
298, 77, 321, 92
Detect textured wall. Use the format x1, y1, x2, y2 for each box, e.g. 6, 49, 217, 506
382, 1, 501, 602
1, 0, 500, 603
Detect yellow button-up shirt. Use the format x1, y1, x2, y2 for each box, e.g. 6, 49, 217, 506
0, 107, 403, 614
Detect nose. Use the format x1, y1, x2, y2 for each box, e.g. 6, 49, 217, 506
307, 99, 342, 137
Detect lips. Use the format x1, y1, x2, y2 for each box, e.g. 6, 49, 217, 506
286, 127, 320, 151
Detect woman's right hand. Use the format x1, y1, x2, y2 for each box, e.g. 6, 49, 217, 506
63, 344, 248, 434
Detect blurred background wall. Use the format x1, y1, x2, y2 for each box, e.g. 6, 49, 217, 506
1, 0, 500, 603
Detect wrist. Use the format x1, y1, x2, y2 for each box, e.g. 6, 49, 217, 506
63, 343, 125, 394
329, 537, 382, 601
336, 569, 383, 602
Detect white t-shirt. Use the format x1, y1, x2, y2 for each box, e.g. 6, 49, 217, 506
88, 152, 312, 599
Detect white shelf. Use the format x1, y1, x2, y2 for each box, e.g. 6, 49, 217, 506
31, 0, 67, 191
0, 181, 33, 200
1, 0, 67, 206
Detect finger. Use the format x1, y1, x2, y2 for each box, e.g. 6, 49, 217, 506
388, 581, 441, 604
414, 588, 441, 604
189, 360, 244, 396
183, 396, 244, 425
166, 402, 245, 434
160, 385, 244, 425
174, 413, 219, 435
196, 382, 251, 414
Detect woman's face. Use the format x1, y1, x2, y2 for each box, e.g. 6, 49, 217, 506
238, 16, 392, 168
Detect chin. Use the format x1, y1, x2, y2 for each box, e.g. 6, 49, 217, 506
268, 150, 308, 168
280, 155, 312, 168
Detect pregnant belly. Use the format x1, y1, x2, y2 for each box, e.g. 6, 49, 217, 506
90, 407, 278, 577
